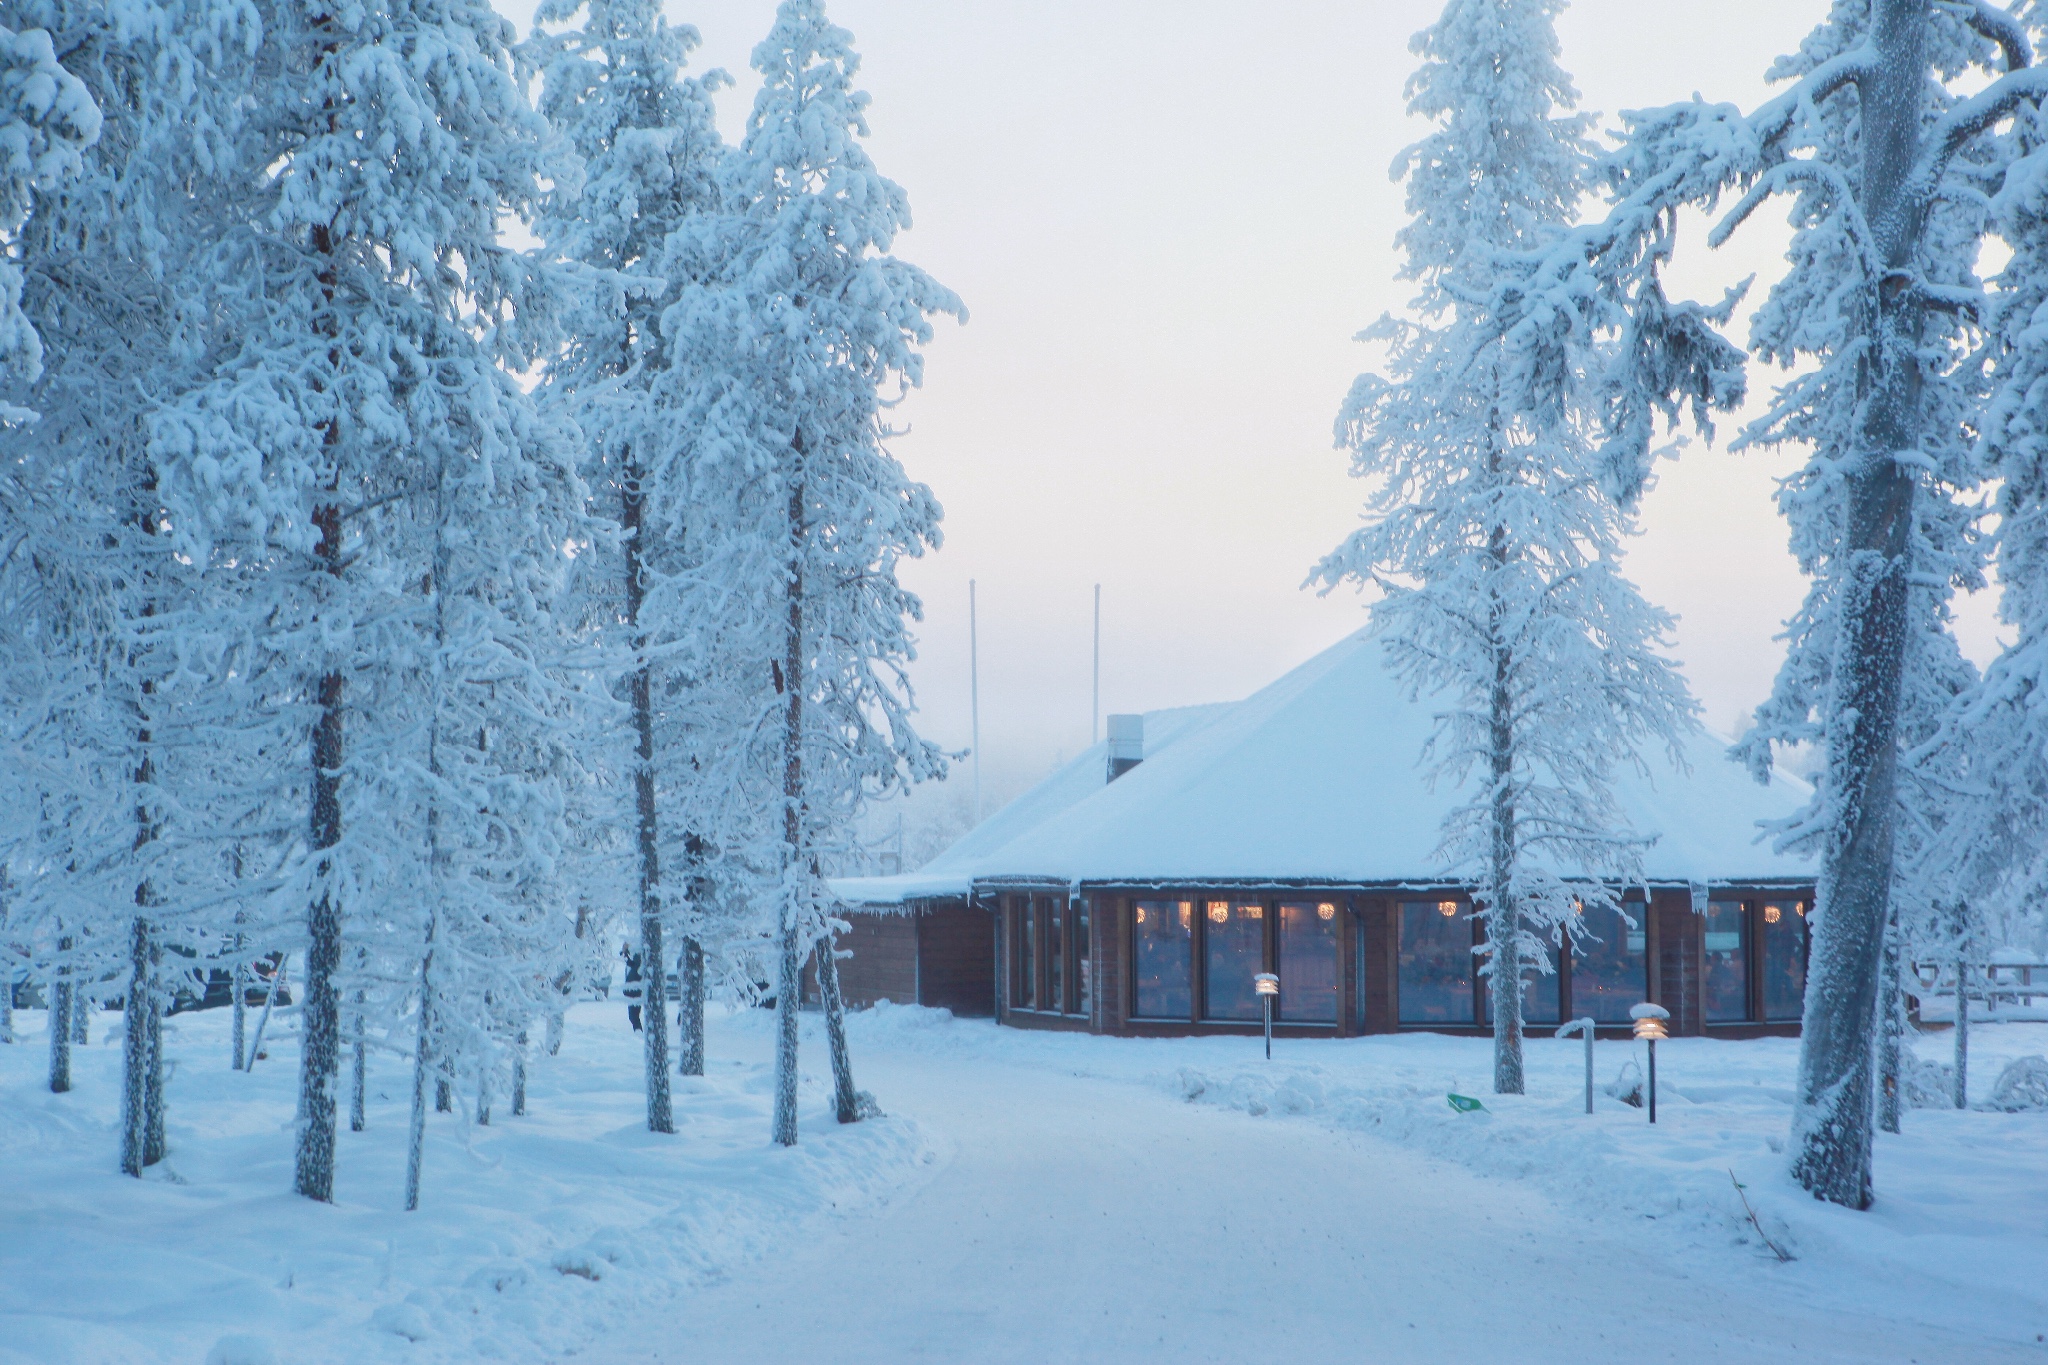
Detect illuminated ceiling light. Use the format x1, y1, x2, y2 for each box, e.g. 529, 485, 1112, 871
1241, 904, 1263, 919
1438, 901, 1458, 917
1764, 905, 1782, 925
1135, 907, 1146, 924
1317, 903, 1336, 921
1208, 903, 1229, 924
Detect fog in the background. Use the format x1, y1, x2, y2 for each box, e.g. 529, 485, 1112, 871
502, 0, 2008, 846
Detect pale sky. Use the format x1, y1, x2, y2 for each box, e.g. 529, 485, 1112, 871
506, 0, 2007, 823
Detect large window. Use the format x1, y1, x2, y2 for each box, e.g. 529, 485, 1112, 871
1571, 903, 1647, 1023
1277, 902, 1339, 1022
1046, 899, 1064, 1014
1016, 897, 1036, 1009
1132, 899, 1192, 1018
1476, 920, 1562, 1026
1203, 901, 1264, 1020
1760, 900, 1808, 1021
1076, 900, 1091, 1017
1399, 900, 1474, 1024
1703, 900, 1748, 1023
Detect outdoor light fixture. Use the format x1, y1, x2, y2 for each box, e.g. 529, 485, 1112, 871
1254, 972, 1280, 1059
1630, 1002, 1670, 1123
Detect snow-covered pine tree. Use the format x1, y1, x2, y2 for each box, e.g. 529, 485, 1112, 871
527, 0, 729, 1132
665, 0, 957, 1145
0, 0, 272, 1170
1916, 25, 2048, 1056
1313, 0, 1695, 1096
1493, 0, 2045, 1205
148, 0, 577, 1202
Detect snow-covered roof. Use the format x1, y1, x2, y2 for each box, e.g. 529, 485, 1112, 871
832, 703, 1231, 907
835, 628, 1813, 907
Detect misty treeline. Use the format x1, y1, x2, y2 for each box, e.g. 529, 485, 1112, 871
1338, 0, 2048, 1211
0, 0, 954, 1205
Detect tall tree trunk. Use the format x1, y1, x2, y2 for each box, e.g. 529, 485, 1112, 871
678, 935, 705, 1077
773, 477, 807, 1149
350, 986, 367, 1133
404, 942, 435, 1212
621, 453, 673, 1134
121, 919, 150, 1176
231, 932, 247, 1072
48, 933, 71, 1093
296, 493, 346, 1203
1953, 944, 1970, 1109
512, 1027, 527, 1117
71, 970, 89, 1044
142, 933, 163, 1166
1789, 0, 1923, 1210
1484, 454, 1522, 1094
816, 932, 863, 1123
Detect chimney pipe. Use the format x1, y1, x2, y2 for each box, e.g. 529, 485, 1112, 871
1106, 714, 1143, 782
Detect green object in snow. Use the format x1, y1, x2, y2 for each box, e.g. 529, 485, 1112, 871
1447, 1093, 1486, 1113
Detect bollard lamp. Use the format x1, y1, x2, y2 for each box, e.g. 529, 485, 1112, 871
1254, 972, 1279, 1059
1629, 1002, 1670, 1123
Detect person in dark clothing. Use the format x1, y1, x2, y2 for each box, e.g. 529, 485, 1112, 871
621, 941, 644, 1032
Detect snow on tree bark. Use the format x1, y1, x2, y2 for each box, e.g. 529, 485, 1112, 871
816, 932, 863, 1123
47, 934, 69, 1093
121, 918, 149, 1176
678, 936, 705, 1078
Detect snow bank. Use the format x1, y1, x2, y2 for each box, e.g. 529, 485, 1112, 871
0, 1002, 935, 1364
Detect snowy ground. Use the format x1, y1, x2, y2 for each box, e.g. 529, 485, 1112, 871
0, 1003, 934, 1365
3, 1002, 2046, 1363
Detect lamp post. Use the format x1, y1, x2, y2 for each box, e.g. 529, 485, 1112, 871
1630, 1002, 1669, 1123
1254, 973, 1279, 1059
1556, 1017, 1596, 1114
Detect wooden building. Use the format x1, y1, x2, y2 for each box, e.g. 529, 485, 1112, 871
833, 630, 1815, 1038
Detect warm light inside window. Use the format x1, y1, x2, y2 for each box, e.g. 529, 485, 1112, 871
1317, 902, 1336, 921
1135, 907, 1146, 924
1764, 905, 1782, 925
1241, 903, 1263, 920
1207, 902, 1229, 924
1437, 901, 1458, 917
1178, 902, 1192, 927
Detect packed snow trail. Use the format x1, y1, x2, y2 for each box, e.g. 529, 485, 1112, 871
602, 1023, 2013, 1364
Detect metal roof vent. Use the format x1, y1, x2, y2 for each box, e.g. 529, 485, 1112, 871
1106, 713, 1143, 782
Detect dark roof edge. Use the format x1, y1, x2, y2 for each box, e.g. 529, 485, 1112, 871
969, 875, 1816, 894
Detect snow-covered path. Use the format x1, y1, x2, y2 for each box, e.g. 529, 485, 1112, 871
604, 1026, 2013, 1365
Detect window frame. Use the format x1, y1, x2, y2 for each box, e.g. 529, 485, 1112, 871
1125, 891, 1345, 1028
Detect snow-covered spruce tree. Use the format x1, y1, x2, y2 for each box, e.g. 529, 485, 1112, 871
1313, 0, 1694, 1097
665, 0, 957, 1145
148, 0, 575, 1203
1493, 0, 2048, 1205
0, 2, 99, 400
527, 0, 728, 1128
